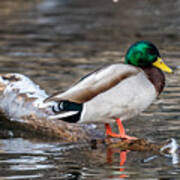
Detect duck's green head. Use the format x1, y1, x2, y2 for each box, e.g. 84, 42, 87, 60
125, 41, 172, 73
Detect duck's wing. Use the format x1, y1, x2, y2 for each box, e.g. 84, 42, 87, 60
44, 64, 140, 104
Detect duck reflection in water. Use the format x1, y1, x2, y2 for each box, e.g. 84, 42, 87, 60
107, 148, 128, 178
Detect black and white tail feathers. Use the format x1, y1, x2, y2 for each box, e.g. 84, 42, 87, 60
51, 100, 83, 123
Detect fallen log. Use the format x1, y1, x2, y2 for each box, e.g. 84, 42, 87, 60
0, 73, 178, 154
0, 73, 104, 142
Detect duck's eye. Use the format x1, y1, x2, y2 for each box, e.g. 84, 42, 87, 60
147, 50, 153, 55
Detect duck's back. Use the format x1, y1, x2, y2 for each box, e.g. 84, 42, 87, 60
49, 64, 140, 104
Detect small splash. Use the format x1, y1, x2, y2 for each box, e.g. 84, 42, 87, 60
161, 138, 178, 154
160, 138, 179, 164
142, 138, 179, 165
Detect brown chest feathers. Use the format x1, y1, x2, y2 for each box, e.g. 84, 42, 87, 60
142, 66, 165, 95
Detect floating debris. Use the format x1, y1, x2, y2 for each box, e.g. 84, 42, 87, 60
141, 155, 158, 163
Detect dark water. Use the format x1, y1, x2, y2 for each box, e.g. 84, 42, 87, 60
0, 0, 180, 179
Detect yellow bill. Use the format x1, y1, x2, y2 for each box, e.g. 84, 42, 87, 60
153, 57, 173, 73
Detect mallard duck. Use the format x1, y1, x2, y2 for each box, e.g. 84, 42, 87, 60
44, 41, 172, 140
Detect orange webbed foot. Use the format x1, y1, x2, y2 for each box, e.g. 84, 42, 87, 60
105, 118, 137, 140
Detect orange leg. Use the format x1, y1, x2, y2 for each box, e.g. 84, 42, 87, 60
105, 118, 137, 140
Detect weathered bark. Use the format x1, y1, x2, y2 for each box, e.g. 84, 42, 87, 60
0, 73, 176, 154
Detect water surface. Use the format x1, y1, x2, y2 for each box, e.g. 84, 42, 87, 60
0, 0, 180, 179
